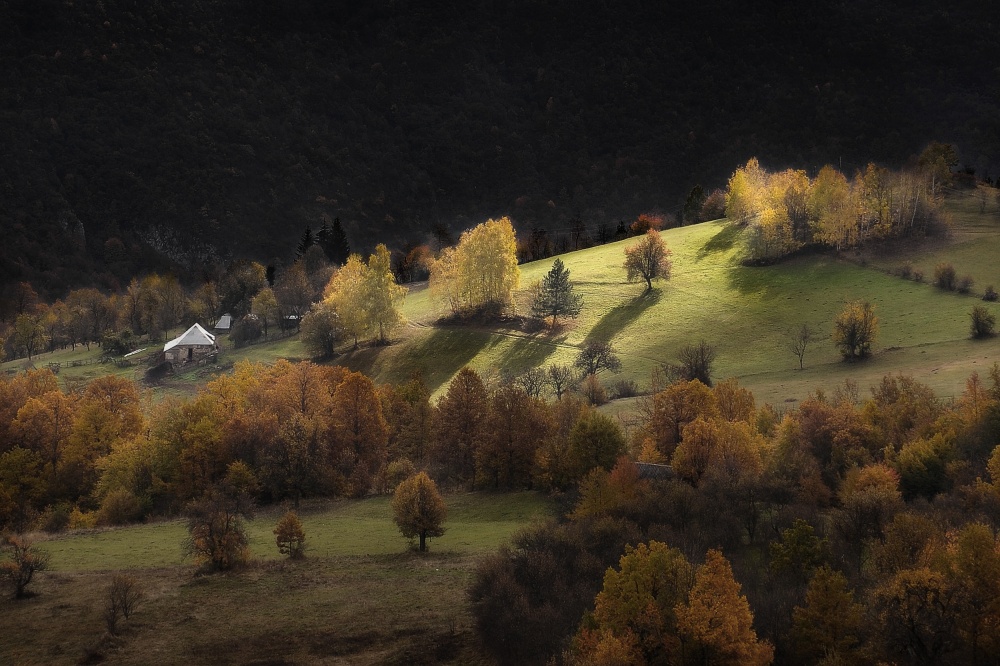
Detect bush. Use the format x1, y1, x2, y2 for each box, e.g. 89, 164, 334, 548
984, 285, 998, 302
38, 503, 73, 533
1, 534, 50, 599
957, 275, 975, 294
104, 573, 145, 635
384, 458, 417, 494
102, 329, 137, 356
896, 264, 912, 280
145, 360, 173, 382
97, 489, 143, 526
609, 378, 640, 399
274, 511, 306, 560
229, 314, 263, 348
912, 270, 924, 283
581, 374, 607, 405
934, 263, 957, 290
69, 506, 97, 530
971, 305, 997, 339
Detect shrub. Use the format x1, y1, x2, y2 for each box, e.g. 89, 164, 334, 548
104, 573, 145, 635
971, 305, 997, 339
934, 263, 956, 290
957, 275, 975, 294
229, 314, 263, 348
1, 534, 50, 599
609, 378, 640, 399
101, 328, 137, 356
274, 511, 306, 560
69, 506, 97, 530
984, 285, 998, 302
145, 360, 173, 382
384, 458, 417, 494
896, 264, 912, 280
582, 374, 608, 405
912, 270, 924, 283
38, 503, 72, 533
97, 489, 143, 526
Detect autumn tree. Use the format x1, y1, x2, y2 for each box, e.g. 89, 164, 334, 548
429, 216, 520, 316
833, 300, 878, 360
299, 300, 343, 358
547, 363, 578, 400
274, 261, 312, 330
477, 384, 551, 489
971, 305, 996, 339
364, 243, 408, 344
391, 471, 447, 552
12, 313, 47, 360
530, 258, 583, 327
676, 549, 774, 666
185, 462, 257, 571
331, 371, 388, 497
323, 245, 406, 346
432, 367, 489, 488
251, 286, 279, 339
0, 447, 46, 531
274, 510, 306, 559
789, 566, 865, 664
218, 259, 267, 318
575, 540, 693, 664
568, 407, 626, 480
676, 340, 716, 386
623, 229, 672, 292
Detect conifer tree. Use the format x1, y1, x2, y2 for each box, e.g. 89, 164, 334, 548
296, 226, 315, 258
531, 258, 583, 327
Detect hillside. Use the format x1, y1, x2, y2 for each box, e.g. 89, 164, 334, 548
2, 0, 999, 298
341, 187, 1000, 405
8, 188, 998, 408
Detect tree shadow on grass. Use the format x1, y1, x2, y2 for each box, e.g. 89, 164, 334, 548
696, 223, 741, 262
585, 290, 661, 344
497, 335, 560, 372
393, 328, 492, 394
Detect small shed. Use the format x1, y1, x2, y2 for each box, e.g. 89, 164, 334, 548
164, 323, 218, 364
214, 313, 232, 332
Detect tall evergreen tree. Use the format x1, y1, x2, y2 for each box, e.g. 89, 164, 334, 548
296, 226, 315, 258
321, 217, 351, 266
531, 258, 583, 327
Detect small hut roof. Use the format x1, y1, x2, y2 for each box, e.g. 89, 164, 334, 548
164, 323, 216, 352
215, 314, 233, 330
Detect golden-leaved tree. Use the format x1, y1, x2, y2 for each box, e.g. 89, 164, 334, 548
429, 216, 519, 316
323, 244, 406, 347
677, 549, 774, 665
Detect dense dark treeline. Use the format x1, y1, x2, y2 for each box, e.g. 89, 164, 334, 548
2, 0, 998, 297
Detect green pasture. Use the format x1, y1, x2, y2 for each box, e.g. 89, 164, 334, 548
38, 491, 554, 571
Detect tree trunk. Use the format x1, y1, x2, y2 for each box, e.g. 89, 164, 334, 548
419, 530, 426, 552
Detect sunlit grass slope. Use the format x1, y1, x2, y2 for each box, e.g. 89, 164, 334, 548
343, 189, 1000, 405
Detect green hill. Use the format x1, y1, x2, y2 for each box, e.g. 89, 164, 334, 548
342, 187, 1000, 405
6, 188, 1000, 406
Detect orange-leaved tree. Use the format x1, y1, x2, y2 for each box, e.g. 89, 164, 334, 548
391, 471, 446, 552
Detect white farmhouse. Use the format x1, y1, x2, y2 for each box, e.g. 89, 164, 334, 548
163, 323, 218, 364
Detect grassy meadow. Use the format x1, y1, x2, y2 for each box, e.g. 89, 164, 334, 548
0, 492, 555, 665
